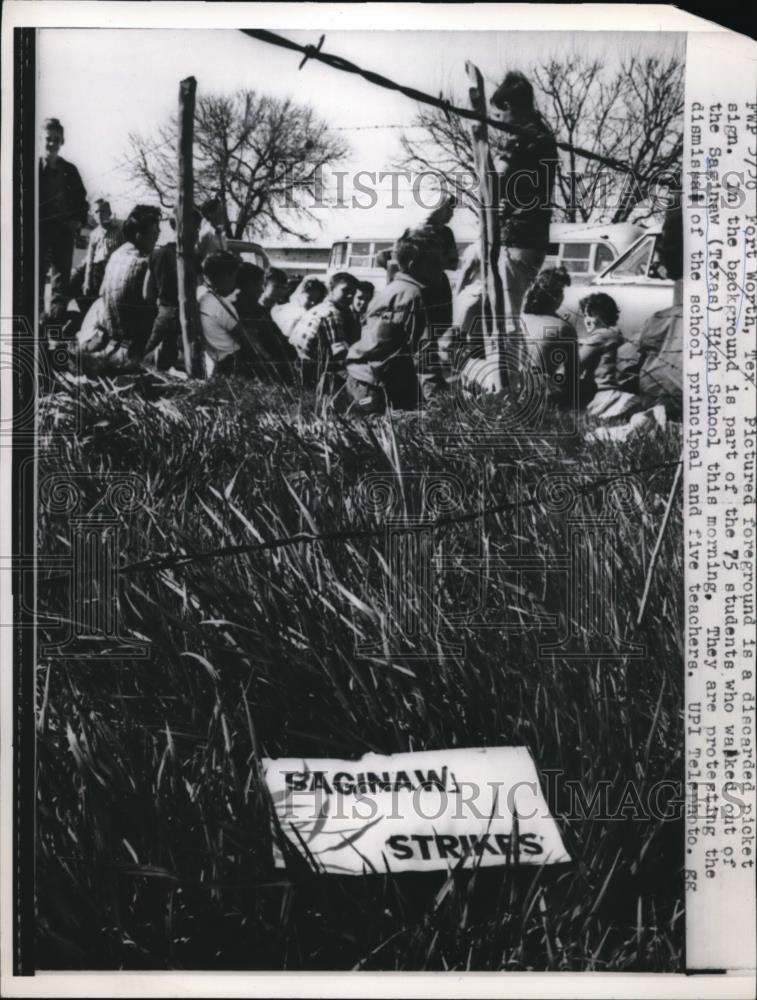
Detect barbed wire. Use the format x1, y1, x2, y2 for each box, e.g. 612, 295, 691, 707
239, 29, 644, 177
119, 458, 682, 577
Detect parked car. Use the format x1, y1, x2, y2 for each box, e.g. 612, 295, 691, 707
543, 222, 644, 285
559, 225, 675, 341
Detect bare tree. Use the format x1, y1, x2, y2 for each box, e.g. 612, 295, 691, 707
127, 90, 349, 240
396, 53, 683, 225
531, 56, 623, 223
608, 55, 684, 223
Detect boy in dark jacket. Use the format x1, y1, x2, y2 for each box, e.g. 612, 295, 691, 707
39, 118, 88, 318
491, 73, 557, 333
344, 235, 445, 414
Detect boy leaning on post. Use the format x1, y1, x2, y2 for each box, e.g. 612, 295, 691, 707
343, 233, 446, 415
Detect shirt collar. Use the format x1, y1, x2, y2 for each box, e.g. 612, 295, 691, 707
392, 272, 424, 290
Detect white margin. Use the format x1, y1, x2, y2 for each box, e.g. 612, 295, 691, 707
1, 4, 755, 999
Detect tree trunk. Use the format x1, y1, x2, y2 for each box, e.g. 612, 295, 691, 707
177, 76, 204, 378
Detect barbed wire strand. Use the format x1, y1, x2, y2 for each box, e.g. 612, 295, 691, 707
118, 458, 682, 577
238, 29, 640, 176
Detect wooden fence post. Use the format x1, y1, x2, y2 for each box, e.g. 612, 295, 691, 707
466, 62, 506, 392
177, 76, 203, 378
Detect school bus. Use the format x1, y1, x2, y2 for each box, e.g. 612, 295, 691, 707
325, 222, 644, 286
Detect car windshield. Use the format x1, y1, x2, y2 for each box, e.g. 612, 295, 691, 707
595, 243, 615, 271
609, 235, 655, 278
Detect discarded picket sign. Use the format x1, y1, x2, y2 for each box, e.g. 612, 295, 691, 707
263, 747, 570, 875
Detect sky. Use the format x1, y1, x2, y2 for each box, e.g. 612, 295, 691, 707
38, 28, 685, 247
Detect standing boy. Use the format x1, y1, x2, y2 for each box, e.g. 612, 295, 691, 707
39, 117, 88, 317
490, 72, 557, 333
83, 199, 124, 298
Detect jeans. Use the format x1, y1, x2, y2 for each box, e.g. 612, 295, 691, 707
39, 223, 75, 317
501, 246, 545, 332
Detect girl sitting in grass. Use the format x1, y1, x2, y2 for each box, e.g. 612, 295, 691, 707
578, 292, 642, 420
520, 266, 577, 409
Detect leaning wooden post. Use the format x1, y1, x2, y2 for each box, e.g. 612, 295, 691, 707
176, 76, 203, 378
636, 458, 683, 627
466, 62, 506, 392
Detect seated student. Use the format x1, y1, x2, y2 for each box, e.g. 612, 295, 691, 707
636, 203, 683, 420
142, 217, 181, 371
234, 262, 297, 381
344, 236, 446, 414
407, 195, 458, 336
76, 204, 161, 373
197, 251, 249, 377
195, 197, 227, 266
272, 276, 327, 341
352, 280, 375, 328
259, 266, 290, 316
446, 242, 482, 371
289, 272, 360, 386
578, 292, 643, 420
578, 292, 624, 401
519, 266, 577, 408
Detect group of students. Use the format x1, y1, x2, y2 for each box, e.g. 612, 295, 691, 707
40, 95, 681, 421
54, 190, 681, 423
517, 269, 682, 422
181, 196, 467, 412
59, 186, 464, 414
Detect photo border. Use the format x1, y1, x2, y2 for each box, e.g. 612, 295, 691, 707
1, 3, 755, 998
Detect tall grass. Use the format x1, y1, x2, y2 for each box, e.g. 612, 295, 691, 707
36, 376, 684, 971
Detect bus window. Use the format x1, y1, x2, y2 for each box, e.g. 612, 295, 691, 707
331, 242, 347, 268
371, 241, 393, 266
348, 241, 372, 268
543, 241, 561, 267
594, 243, 615, 272
561, 242, 592, 273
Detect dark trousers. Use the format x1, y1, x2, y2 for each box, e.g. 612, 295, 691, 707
39, 223, 75, 316
144, 305, 182, 370
425, 272, 453, 335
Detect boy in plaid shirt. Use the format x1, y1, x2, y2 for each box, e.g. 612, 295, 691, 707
289, 272, 360, 389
